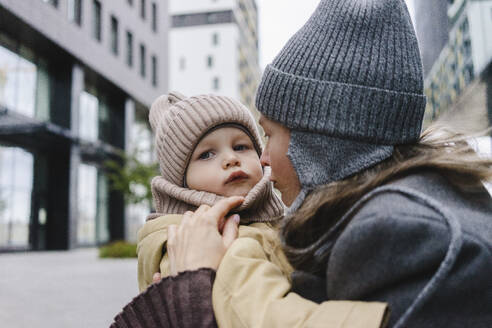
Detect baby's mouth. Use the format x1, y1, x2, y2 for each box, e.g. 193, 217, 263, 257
224, 170, 249, 184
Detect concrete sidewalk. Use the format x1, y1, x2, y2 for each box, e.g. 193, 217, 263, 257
0, 248, 138, 328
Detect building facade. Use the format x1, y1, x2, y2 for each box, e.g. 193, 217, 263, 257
413, 0, 450, 77
413, 0, 492, 128
0, 0, 168, 251
169, 0, 260, 110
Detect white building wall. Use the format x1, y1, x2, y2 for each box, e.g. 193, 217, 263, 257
170, 0, 234, 14
468, 1, 492, 75
170, 24, 240, 99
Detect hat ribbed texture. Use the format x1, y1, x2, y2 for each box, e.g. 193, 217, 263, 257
148, 92, 284, 223
255, 0, 426, 144
150, 93, 263, 186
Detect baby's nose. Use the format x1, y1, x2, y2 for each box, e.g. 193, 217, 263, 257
223, 153, 240, 168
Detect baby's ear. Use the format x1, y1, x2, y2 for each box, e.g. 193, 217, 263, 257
149, 91, 187, 133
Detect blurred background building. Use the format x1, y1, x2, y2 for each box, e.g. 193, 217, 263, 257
1, 0, 489, 253
0, 0, 168, 251
413, 0, 492, 131
169, 0, 260, 110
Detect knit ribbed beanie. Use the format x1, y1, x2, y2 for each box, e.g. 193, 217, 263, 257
255, 0, 426, 210
148, 92, 284, 222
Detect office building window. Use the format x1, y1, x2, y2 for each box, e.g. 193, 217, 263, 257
151, 2, 158, 32
212, 32, 219, 46
213, 77, 220, 90
0, 146, 33, 248
126, 109, 153, 241
77, 163, 97, 245
140, 0, 146, 20
140, 44, 146, 77
43, 0, 59, 7
16, 51, 37, 119
0, 43, 37, 118
79, 90, 99, 141
110, 16, 119, 55
465, 63, 474, 84
151, 55, 157, 87
0, 44, 19, 113
126, 31, 133, 67
77, 164, 109, 245
462, 18, 469, 33
0, 34, 51, 121
207, 55, 214, 68
92, 0, 102, 41
35, 59, 51, 122
68, 0, 82, 26
78, 87, 117, 146
463, 39, 472, 57
96, 172, 109, 244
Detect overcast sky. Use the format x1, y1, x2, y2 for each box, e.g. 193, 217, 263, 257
257, 0, 416, 69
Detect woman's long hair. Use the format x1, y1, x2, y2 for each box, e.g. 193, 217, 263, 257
281, 123, 492, 274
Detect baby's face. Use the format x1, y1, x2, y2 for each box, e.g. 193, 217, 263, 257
186, 127, 263, 197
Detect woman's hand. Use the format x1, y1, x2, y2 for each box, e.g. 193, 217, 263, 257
166, 196, 244, 275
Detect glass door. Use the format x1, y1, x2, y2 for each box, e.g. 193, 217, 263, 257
0, 146, 34, 249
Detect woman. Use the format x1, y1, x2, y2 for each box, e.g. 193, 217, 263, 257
111, 0, 492, 327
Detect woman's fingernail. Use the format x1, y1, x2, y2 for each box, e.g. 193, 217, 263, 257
233, 214, 240, 224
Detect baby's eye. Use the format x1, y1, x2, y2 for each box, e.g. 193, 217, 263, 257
198, 151, 213, 160
233, 144, 248, 151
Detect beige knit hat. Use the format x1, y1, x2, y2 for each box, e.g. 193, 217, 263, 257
148, 92, 284, 223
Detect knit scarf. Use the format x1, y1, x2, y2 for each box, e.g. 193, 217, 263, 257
148, 166, 285, 224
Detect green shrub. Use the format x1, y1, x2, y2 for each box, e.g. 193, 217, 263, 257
99, 240, 137, 258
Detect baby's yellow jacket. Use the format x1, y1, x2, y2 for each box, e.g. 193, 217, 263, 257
137, 214, 293, 292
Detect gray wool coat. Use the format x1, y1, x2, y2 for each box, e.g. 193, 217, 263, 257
292, 170, 492, 328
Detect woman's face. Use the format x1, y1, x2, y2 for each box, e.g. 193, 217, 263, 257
258, 114, 301, 206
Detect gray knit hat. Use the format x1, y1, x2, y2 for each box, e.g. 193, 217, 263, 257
148, 92, 284, 222
255, 0, 426, 209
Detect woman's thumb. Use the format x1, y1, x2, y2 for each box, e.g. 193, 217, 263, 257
222, 214, 240, 248
152, 272, 162, 284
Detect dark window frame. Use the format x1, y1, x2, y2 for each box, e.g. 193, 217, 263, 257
92, 0, 102, 42
151, 55, 158, 87
151, 2, 158, 32
140, 0, 146, 20
110, 15, 119, 55
139, 43, 146, 78
68, 0, 83, 26
207, 55, 214, 68
212, 32, 219, 45
126, 31, 133, 67
172, 10, 234, 28
213, 77, 220, 90
43, 0, 59, 8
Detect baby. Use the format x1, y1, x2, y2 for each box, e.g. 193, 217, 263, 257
137, 92, 293, 324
